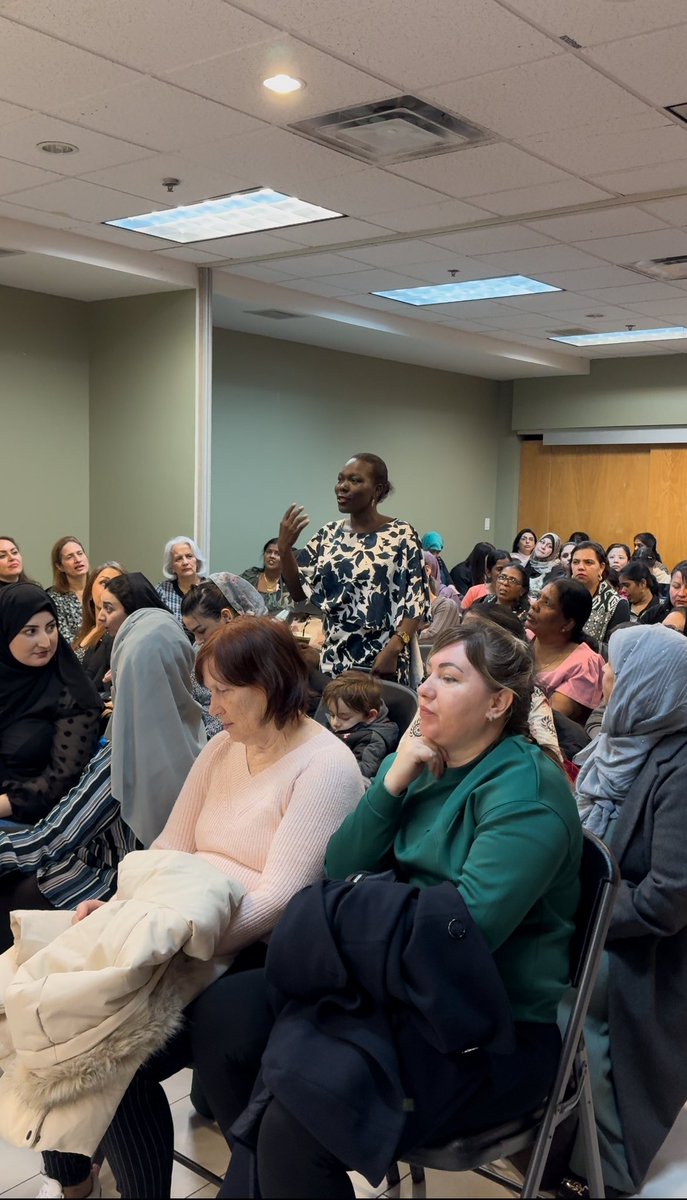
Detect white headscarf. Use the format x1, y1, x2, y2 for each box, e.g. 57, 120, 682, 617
575, 624, 687, 834
109, 608, 206, 846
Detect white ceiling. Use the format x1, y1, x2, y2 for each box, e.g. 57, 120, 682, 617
2, 0, 687, 376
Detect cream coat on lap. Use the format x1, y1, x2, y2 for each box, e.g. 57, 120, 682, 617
0, 848, 243, 1157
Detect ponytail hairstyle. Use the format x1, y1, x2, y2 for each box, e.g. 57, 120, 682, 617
428, 621, 534, 741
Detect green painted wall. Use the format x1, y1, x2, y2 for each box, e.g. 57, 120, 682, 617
88, 290, 197, 580
513, 355, 687, 432
0, 284, 90, 585
211, 328, 508, 575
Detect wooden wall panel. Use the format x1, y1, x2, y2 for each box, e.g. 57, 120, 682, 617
518, 443, 650, 550
648, 448, 687, 571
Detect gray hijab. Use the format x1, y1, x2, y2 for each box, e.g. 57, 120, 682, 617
575, 624, 687, 835
210, 572, 267, 615
109, 608, 206, 847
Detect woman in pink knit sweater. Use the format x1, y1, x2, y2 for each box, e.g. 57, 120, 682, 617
42, 617, 364, 1200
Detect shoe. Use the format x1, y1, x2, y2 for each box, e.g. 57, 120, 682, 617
37, 1172, 103, 1199
556, 1176, 589, 1200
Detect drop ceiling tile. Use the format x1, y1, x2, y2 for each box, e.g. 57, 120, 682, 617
0, 156, 63, 196
153, 245, 227, 263
224, 262, 302, 282
300, 170, 450, 217
277, 276, 361, 297
428, 56, 649, 141
389, 143, 568, 198
226, 0, 374, 26
335, 239, 451, 268
364, 198, 491, 233
585, 25, 687, 105
469, 178, 611, 217
0, 0, 276, 74
591, 160, 687, 196
639, 197, 687, 226
80, 155, 248, 207
193, 231, 309, 258
0, 98, 32, 127
473, 244, 608, 273
503, 0, 687, 48
538, 265, 654, 290
280, 0, 562, 90
2, 177, 171, 222
165, 35, 393, 124
65, 220, 176, 250
627, 297, 687, 318
183, 127, 363, 196
525, 207, 668, 242
0, 18, 140, 110
520, 122, 687, 178
571, 229, 687, 265
55, 80, 263, 154
314, 266, 443, 292
580, 282, 687, 304
401, 258, 500, 284
498, 292, 618, 315
427, 224, 556, 255
0, 198, 79, 228
0, 116, 152, 178
237, 250, 362, 277
274, 218, 392, 246
540, 306, 668, 328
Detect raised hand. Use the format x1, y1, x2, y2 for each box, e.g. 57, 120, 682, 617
278, 504, 310, 552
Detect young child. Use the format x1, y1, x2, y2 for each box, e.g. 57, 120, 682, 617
323, 671, 400, 780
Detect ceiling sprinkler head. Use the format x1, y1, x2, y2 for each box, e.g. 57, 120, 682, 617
162, 177, 181, 193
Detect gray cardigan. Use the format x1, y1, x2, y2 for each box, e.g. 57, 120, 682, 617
605, 732, 687, 1189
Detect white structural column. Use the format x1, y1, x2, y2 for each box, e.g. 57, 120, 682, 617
195, 266, 213, 554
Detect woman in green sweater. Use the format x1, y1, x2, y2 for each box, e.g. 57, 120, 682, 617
213, 622, 583, 1199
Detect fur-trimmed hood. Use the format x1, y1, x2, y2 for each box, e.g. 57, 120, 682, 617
0, 848, 243, 1156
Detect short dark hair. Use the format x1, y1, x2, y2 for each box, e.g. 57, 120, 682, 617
323, 670, 382, 717
571, 540, 607, 576
502, 562, 530, 593
620, 560, 658, 595
569, 531, 590, 544
349, 452, 394, 499
634, 531, 661, 560
548, 578, 594, 644
512, 528, 536, 554
671, 559, 687, 581
486, 549, 512, 575
196, 616, 309, 729
262, 538, 279, 555
606, 542, 631, 562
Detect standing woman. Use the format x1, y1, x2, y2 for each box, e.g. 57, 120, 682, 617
0, 536, 32, 586
571, 541, 630, 648
0, 585, 101, 827
47, 536, 89, 643
242, 540, 292, 613
278, 454, 429, 684
511, 527, 537, 566
156, 535, 207, 624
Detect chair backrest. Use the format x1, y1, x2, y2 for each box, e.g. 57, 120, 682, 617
569, 828, 619, 988
314, 677, 418, 735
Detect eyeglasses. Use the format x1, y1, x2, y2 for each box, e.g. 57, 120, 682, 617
497, 573, 522, 585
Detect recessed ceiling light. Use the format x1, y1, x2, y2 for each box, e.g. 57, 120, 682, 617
37, 141, 79, 154
105, 186, 343, 243
372, 276, 562, 306
549, 327, 687, 346
263, 74, 304, 94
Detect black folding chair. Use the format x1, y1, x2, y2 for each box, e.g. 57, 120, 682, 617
315, 677, 418, 736
392, 829, 619, 1198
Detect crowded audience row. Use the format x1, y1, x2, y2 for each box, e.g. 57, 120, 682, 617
1, 451, 686, 1200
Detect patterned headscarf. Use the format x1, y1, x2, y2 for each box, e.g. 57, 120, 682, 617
575, 624, 687, 835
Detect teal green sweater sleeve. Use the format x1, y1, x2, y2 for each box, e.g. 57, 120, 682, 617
325, 755, 401, 879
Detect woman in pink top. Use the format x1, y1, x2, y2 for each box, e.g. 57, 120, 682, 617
43, 617, 364, 1200
461, 548, 512, 611
527, 579, 605, 725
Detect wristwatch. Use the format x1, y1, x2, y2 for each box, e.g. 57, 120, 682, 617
393, 629, 411, 646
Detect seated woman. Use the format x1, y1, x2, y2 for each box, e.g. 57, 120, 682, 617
632, 531, 671, 588
450, 541, 495, 596
527, 532, 564, 598
71, 561, 124, 688
38, 616, 364, 1200
242, 539, 292, 613
606, 543, 631, 575
559, 625, 687, 1198
511, 527, 537, 566
181, 575, 267, 735
664, 606, 687, 635
618, 560, 662, 625
0, 536, 32, 587
418, 552, 462, 645
156, 535, 207, 623
527, 579, 605, 726
559, 542, 576, 575
657, 559, 687, 624
0, 607, 206, 952
47, 536, 90, 644
421, 531, 451, 587
208, 621, 581, 1199
476, 560, 530, 622
570, 541, 630, 649
460, 548, 511, 611
0, 584, 101, 828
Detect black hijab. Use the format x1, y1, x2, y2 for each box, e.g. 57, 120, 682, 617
0, 584, 101, 734
105, 571, 170, 615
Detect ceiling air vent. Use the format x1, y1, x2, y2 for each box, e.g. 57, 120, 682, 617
246, 309, 307, 320
290, 95, 494, 165
626, 255, 687, 282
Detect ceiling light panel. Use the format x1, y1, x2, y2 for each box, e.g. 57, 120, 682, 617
373, 276, 562, 306
105, 187, 343, 242
263, 74, 303, 94
549, 327, 687, 346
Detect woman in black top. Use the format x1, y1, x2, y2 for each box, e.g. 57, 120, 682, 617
0, 585, 101, 827
619, 561, 662, 625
